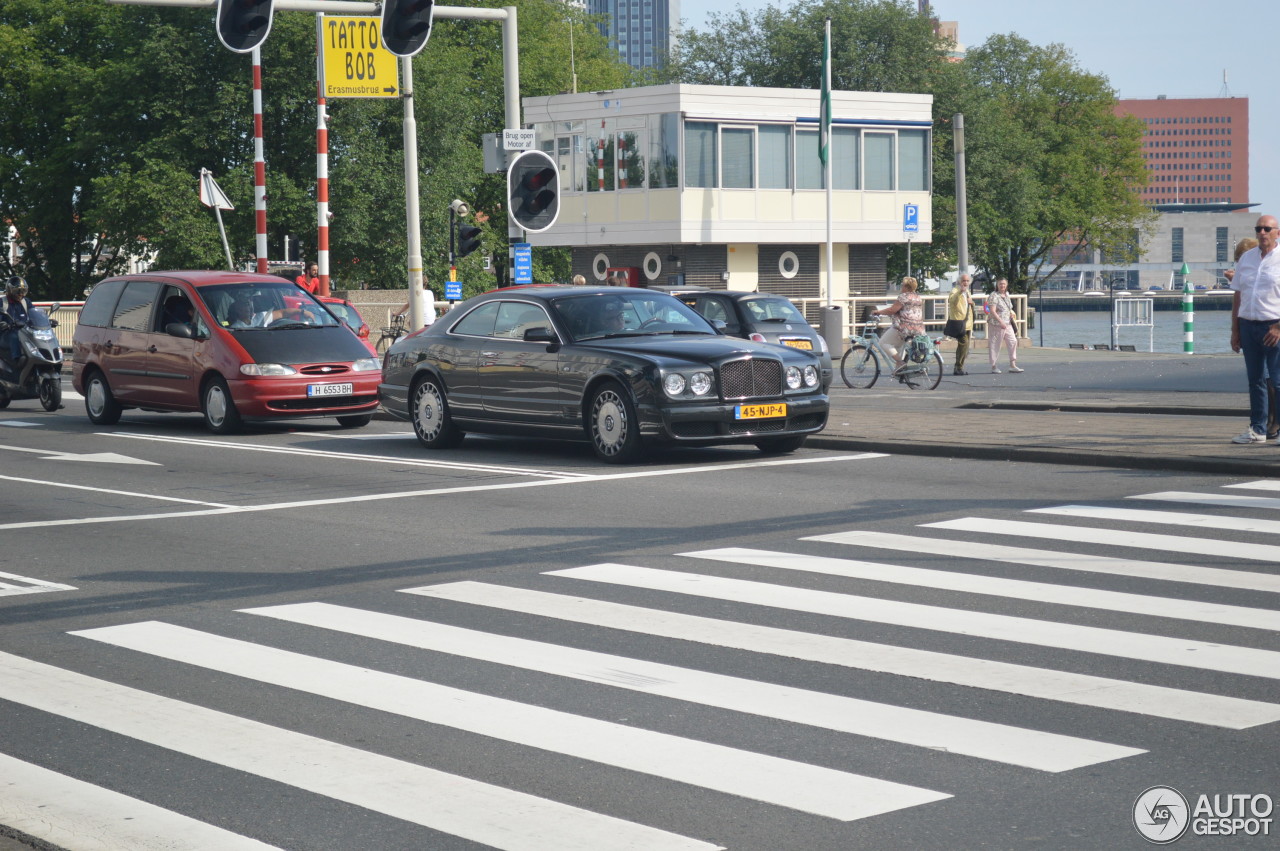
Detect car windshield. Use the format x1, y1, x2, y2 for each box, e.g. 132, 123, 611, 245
197, 282, 342, 331
742, 296, 807, 324
551, 292, 716, 342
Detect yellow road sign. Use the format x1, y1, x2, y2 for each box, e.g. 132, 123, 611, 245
320, 16, 399, 99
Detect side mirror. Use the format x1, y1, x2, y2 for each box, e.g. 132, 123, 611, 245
711, 319, 727, 334
166, 322, 196, 339
523, 326, 556, 343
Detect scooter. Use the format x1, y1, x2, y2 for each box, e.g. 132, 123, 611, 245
0, 302, 63, 411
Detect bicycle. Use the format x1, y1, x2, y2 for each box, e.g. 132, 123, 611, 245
374, 313, 407, 355
840, 317, 944, 390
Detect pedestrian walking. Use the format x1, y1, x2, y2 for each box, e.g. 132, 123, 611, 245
945, 274, 975, 375
986, 277, 1022, 374
1227, 215, 1280, 444
872, 277, 925, 374
1225, 237, 1278, 440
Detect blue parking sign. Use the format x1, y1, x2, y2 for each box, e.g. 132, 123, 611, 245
445, 281, 462, 300
513, 243, 533, 285
903, 204, 919, 233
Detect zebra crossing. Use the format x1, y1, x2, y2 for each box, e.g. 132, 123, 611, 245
0, 570, 75, 598
1, 481, 1277, 849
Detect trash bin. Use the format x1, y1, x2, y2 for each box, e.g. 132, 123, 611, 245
819, 305, 844, 355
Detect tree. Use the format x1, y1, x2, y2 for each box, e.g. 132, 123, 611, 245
926, 35, 1153, 292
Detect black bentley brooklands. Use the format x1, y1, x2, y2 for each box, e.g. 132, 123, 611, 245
378, 287, 829, 463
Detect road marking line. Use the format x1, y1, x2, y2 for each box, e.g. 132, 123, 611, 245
248, 602, 1144, 772
925, 517, 1280, 563
1131, 490, 1280, 511
0, 420, 42, 428
1226, 480, 1280, 492
75, 621, 945, 821
0, 473, 235, 507
530, 563, 1280, 681
0, 752, 281, 850
410, 580, 1280, 729
685, 547, 1280, 632
0, 570, 76, 597
0, 650, 718, 851
807, 530, 1280, 594
101, 431, 590, 479
0, 454, 882, 530
1032, 504, 1280, 536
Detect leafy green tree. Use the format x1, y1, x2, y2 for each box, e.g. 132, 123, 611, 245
931, 35, 1153, 292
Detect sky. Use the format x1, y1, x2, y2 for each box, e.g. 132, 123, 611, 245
676, 0, 1276, 215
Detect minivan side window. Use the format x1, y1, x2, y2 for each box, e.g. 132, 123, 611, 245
78, 279, 127, 328
110, 281, 161, 331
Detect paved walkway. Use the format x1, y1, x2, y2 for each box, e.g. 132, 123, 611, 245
810, 345, 1280, 476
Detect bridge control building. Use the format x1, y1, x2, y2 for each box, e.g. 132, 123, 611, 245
520, 84, 933, 301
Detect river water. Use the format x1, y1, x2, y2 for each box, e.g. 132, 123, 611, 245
1028, 310, 1233, 354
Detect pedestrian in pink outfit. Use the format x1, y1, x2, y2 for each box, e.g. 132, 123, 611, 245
986, 277, 1022, 373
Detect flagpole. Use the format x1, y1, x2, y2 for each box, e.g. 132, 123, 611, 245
822, 17, 833, 308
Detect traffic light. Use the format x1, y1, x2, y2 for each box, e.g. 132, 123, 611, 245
507, 150, 560, 233
381, 0, 435, 58
456, 225, 482, 259
215, 0, 274, 53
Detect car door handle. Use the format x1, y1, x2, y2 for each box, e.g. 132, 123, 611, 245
481, 351, 499, 358
147, 345, 158, 353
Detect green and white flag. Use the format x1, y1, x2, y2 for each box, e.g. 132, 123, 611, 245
819, 19, 831, 167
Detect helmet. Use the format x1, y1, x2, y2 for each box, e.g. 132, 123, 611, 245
5, 276, 27, 300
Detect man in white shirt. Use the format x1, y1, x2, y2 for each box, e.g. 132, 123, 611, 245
1229, 214, 1280, 444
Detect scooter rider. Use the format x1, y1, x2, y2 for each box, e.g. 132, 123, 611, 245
1, 276, 35, 376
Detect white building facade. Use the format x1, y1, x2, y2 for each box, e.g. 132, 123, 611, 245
521, 84, 934, 301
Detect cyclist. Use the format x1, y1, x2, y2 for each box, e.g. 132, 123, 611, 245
872, 277, 924, 372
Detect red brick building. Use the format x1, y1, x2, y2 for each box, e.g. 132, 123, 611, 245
1116, 96, 1249, 206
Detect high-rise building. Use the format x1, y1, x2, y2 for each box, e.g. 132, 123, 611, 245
1116, 96, 1249, 206
587, 0, 676, 70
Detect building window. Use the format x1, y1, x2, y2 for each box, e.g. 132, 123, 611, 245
832, 127, 859, 190
898, 129, 930, 191
796, 128, 823, 190
864, 132, 895, 191
758, 125, 791, 189
1171, 227, 1184, 263
720, 126, 755, 189
648, 113, 679, 189
1216, 226, 1229, 263
684, 121, 717, 188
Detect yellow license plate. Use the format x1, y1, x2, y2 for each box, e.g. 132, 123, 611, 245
782, 339, 813, 350
735, 403, 787, 420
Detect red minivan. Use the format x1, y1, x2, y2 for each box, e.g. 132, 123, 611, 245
72, 271, 382, 433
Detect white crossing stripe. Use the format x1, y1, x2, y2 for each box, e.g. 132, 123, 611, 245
0, 651, 717, 851
804, 530, 1280, 594
72, 621, 945, 822
533, 563, 1280, 681
0, 570, 76, 597
0, 752, 282, 850
248, 602, 1143, 772
411, 580, 1280, 729
683, 547, 1280, 632
925, 517, 1280, 563
1032, 504, 1280, 536
1132, 490, 1280, 511
1226, 480, 1280, 492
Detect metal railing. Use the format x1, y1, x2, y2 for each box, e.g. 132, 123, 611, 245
793, 293, 1029, 347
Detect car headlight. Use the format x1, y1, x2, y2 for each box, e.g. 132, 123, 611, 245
663, 373, 686, 396
689, 371, 713, 396
804, 365, 819, 387
785, 365, 802, 390
240, 363, 297, 376
351, 357, 381, 372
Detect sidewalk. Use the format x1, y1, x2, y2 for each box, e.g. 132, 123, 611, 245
809, 346, 1280, 476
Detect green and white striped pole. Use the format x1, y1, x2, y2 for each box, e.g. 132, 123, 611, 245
1181, 261, 1194, 354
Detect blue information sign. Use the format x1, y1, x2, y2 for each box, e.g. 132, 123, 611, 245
445, 281, 462, 301
903, 203, 919, 233
513, 243, 533, 284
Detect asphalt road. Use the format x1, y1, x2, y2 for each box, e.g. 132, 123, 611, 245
0, 401, 1277, 850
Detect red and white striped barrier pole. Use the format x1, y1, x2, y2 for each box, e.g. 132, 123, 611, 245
252, 47, 268, 274
618, 134, 627, 189
312, 16, 331, 296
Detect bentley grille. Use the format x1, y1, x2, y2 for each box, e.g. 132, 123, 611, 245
720, 357, 783, 399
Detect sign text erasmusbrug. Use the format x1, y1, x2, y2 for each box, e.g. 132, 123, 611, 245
320, 16, 399, 99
